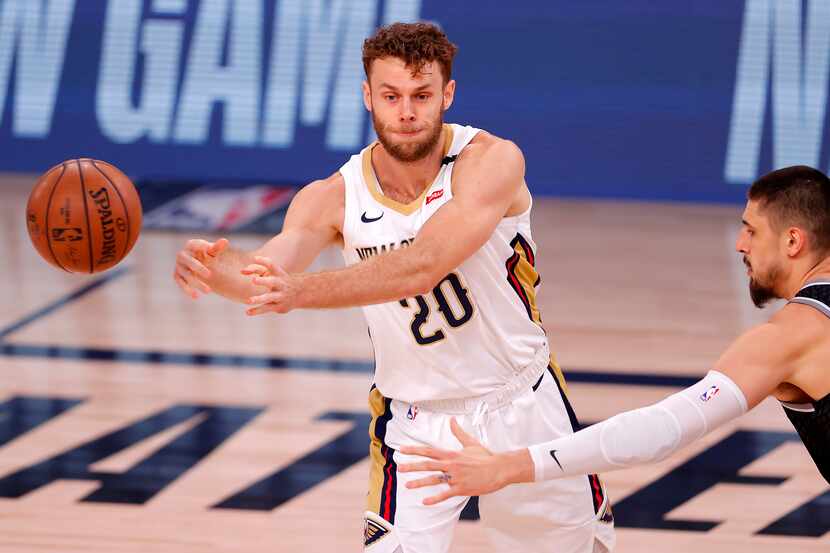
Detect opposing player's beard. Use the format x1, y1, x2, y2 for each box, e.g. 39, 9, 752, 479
372, 109, 444, 163
745, 257, 781, 308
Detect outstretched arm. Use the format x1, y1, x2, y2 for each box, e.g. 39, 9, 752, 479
172, 175, 343, 304
245, 135, 526, 313
399, 314, 808, 504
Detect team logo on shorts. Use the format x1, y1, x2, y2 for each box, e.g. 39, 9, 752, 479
364, 513, 391, 546
406, 405, 419, 421
699, 385, 720, 402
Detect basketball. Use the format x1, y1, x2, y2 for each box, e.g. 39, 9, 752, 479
25, 158, 142, 273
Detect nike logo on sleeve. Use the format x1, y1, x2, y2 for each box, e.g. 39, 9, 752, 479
550, 450, 563, 471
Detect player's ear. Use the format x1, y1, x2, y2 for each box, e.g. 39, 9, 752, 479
442, 79, 456, 111
785, 227, 807, 257
363, 81, 372, 112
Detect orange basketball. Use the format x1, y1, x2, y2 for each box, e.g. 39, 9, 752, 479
25, 159, 142, 273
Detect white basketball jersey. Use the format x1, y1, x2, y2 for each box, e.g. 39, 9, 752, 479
340, 124, 549, 402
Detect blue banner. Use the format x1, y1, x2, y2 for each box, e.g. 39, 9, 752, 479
1, 0, 829, 203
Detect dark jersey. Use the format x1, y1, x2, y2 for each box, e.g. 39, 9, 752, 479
782, 282, 830, 484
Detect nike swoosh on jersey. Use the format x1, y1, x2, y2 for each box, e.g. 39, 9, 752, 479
361, 211, 384, 223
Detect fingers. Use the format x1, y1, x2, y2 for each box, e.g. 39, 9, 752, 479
247, 291, 283, 305
250, 275, 283, 290
174, 257, 212, 292
243, 260, 288, 307
241, 263, 268, 276
423, 489, 458, 506
405, 474, 448, 489
174, 273, 199, 299
246, 302, 288, 316
240, 258, 285, 278
241, 257, 293, 315
208, 238, 229, 256
253, 256, 287, 276
400, 445, 449, 461
398, 460, 447, 474
249, 255, 276, 275
185, 239, 214, 256
177, 250, 211, 280
174, 237, 223, 300
246, 303, 272, 316
449, 418, 479, 448
174, 270, 210, 296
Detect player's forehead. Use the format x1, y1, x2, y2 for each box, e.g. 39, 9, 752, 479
742, 199, 767, 227
368, 57, 443, 90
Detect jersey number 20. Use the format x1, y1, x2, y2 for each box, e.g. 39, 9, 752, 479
399, 273, 474, 345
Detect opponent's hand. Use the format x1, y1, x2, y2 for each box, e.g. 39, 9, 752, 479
173, 238, 229, 299
242, 256, 303, 315
398, 418, 512, 505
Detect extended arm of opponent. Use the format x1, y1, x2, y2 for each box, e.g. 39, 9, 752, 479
398, 307, 815, 505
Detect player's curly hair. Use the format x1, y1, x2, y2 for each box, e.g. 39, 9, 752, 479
749, 165, 830, 254
362, 22, 458, 83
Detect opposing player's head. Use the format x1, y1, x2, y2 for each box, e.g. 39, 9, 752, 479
736, 165, 830, 307
362, 22, 458, 162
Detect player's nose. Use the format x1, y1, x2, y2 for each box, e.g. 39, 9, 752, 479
735, 242, 747, 254
735, 231, 748, 253
398, 98, 416, 121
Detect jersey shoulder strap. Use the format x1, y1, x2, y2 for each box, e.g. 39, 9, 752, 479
789, 282, 830, 319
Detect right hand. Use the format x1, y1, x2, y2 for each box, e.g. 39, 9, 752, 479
398, 418, 513, 505
173, 238, 229, 299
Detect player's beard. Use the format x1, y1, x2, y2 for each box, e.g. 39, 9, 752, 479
372, 108, 444, 163
744, 256, 781, 308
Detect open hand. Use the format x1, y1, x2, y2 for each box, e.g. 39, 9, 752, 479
173, 238, 229, 299
242, 256, 302, 315
399, 418, 513, 505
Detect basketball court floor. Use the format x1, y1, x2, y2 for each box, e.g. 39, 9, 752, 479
0, 174, 828, 552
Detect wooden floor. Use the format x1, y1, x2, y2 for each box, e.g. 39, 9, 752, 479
0, 174, 827, 552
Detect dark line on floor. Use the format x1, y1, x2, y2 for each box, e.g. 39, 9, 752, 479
0, 342, 700, 387
0, 267, 130, 341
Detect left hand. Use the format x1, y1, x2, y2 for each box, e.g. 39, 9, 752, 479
242, 256, 303, 315
398, 418, 513, 505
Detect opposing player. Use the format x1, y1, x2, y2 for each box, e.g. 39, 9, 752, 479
173, 22, 614, 553
397, 165, 830, 503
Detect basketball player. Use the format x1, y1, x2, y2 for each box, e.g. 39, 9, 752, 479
173, 22, 614, 553
396, 166, 830, 505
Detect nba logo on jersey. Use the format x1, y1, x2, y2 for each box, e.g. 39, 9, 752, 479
699, 385, 720, 402
406, 405, 419, 421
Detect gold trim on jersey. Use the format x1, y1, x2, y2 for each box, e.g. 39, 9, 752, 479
361, 124, 454, 215
549, 354, 569, 397
507, 236, 542, 325
506, 234, 569, 396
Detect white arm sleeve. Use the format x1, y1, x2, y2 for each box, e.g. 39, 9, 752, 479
527, 370, 748, 482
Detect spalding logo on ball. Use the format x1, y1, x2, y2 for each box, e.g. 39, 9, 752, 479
26, 159, 142, 273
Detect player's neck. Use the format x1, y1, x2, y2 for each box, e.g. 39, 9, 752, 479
788, 256, 830, 297
372, 139, 445, 203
